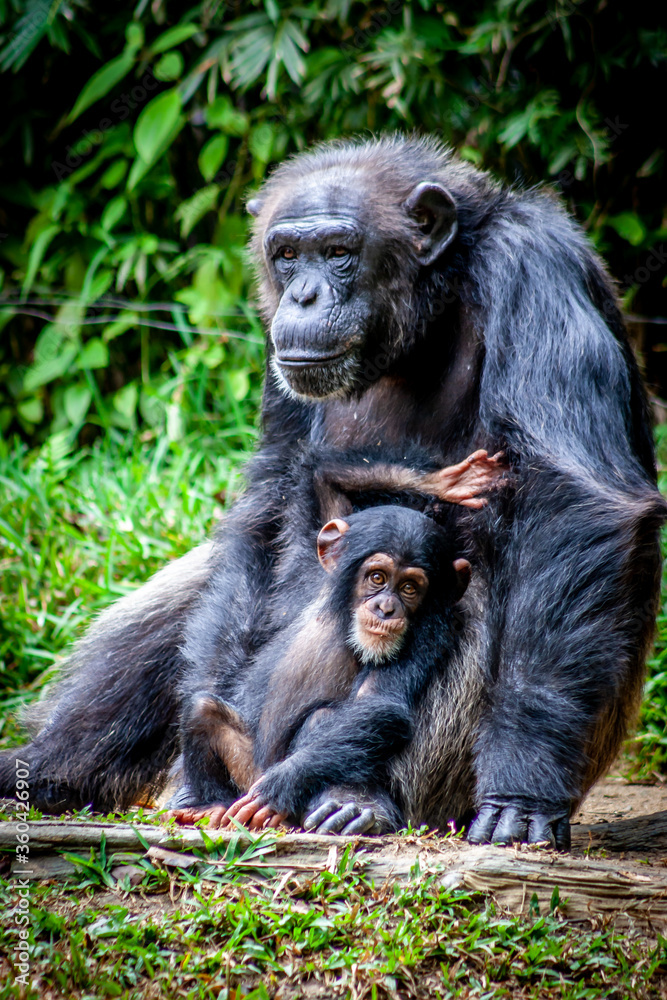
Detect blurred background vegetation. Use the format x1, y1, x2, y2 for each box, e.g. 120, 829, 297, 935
1, 0, 666, 767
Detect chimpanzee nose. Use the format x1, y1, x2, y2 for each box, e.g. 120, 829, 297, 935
291, 280, 318, 306
370, 595, 399, 619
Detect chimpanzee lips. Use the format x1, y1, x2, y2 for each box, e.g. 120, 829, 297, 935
271, 348, 362, 400
276, 349, 349, 367
365, 619, 405, 636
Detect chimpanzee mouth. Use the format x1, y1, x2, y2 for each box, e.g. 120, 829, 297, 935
276, 350, 350, 368
365, 621, 405, 636
271, 348, 362, 400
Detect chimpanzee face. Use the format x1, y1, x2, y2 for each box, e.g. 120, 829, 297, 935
349, 552, 429, 665
251, 175, 458, 400
262, 191, 380, 400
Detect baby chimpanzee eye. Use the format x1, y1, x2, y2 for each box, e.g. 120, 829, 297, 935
401, 582, 417, 597
369, 571, 386, 586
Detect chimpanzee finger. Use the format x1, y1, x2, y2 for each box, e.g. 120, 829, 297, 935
231, 800, 265, 827
247, 805, 275, 829
467, 804, 502, 844
316, 802, 360, 833
464, 449, 489, 464
341, 807, 376, 835
492, 806, 528, 845
265, 811, 287, 829
526, 813, 556, 848
223, 793, 254, 817
303, 800, 340, 830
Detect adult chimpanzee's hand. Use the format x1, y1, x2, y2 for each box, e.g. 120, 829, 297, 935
467, 797, 571, 850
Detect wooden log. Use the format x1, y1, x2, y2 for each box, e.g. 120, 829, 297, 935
4, 818, 667, 927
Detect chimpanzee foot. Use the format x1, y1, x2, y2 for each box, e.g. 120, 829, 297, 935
302, 787, 403, 835
467, 798, 571, 850
167, 803, 230, 828
163, 784, 237, 828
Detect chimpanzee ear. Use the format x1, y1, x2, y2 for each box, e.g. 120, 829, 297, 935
405, 182, 458, 266
246, 197, 262, 217
452, 558, 471, 601
317, 519, 350, 573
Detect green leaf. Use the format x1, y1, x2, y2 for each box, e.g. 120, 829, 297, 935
100, 159, 129, 189
154, 52, 184, 81
66, 53, 136, 125
63, 384, 92, 425
249, 124, 274, 165
0, 0, 50, 73
22, 224, 60, 296
113, 383, 138, 420
125, 23, 144, 53
76, 338, 109, 370
205, 97, 248, 136
17, 397, 44, 425
23, 342, 78, 391
607, 213, 647, 247
134, 89, 182, 165
100, 196, 127, 231
227, 370, 250, 401
148, 23, 199, 55
126, 116, 184, 191
198, 134, 229, 182
174, 185, 220, 238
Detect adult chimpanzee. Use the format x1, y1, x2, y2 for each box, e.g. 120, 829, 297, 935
169, 505, 473, 835
1, 136, 664, 850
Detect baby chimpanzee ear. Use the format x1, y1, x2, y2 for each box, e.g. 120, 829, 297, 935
453, 558, 471, 601
317, 519, 351, 572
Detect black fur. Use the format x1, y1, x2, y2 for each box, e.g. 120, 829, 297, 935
178, 505, 468, 832
1, 136, 664, 849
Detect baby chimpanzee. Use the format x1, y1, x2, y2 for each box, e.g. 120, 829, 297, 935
168, 505, 472, 834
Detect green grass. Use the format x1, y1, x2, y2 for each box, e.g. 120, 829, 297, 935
2, 830, 667, 999
0, 430, 247, 743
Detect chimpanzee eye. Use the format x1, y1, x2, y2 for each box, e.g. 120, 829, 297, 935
329, 246, 349, 258
401, 582, 417, 597
278, 247, 297, 260
369, 571, 386, 586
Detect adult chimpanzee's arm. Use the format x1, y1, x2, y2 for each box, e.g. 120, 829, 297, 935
172, 447, 303, 809
467, 205, 667, 847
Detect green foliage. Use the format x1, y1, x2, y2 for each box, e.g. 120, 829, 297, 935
2, 847, 667, 997
0, 432, 245, 734
0, 1, 665, 445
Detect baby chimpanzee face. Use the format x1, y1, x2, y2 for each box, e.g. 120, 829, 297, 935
349, 552, 429, 664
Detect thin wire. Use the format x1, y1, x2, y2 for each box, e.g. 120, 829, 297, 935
0, 307, 264, 342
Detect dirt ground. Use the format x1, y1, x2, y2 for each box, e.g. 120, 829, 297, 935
576, 772, 667, 828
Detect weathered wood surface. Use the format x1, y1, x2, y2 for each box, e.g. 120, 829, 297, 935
3, 814, 667, 927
